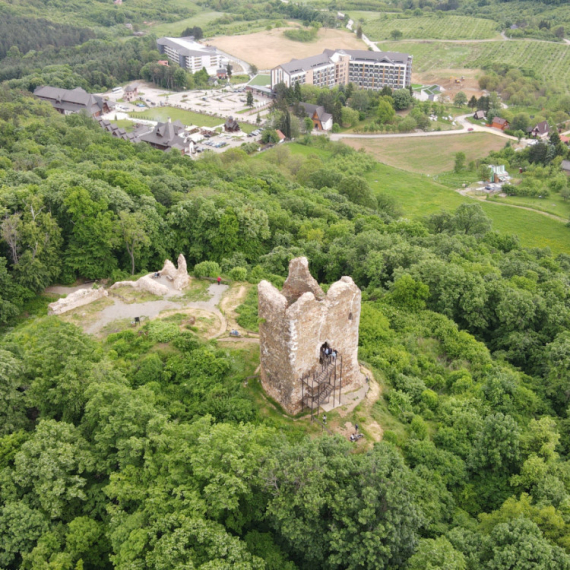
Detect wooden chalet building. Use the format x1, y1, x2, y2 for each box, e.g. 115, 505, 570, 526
137, 119, 191, 154
34, 86, 113, 117
491, 117, 509, 131
299, 102, 333, 131
527, 120, 550, 139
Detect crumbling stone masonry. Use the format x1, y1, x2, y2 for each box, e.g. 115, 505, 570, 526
48, 287, 108, 316
258, 257, 361, 415
111, 254, 190, 296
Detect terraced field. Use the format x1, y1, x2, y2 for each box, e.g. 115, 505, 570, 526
381, 40, 570, 91
361, 15, 500, 41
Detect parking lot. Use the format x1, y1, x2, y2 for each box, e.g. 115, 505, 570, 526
193, 129, 264, 156
99, 81, 272, 124
97, 82, 271, 157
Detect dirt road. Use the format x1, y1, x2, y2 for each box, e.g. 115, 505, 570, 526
330, 114, 517, 142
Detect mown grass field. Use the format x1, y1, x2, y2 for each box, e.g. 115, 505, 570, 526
381, 39, 570, 92
365, 163, 570, 252
285, 144, 569, 253
361, 15, 499, 41
147, 11, 224, 37
248, 74, 272, 87
488, 193, 570, 220
130, 106, 224, 127
343, 133, 507, 175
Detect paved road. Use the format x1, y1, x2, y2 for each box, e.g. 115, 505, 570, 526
215, 47, 252, 75
346, 19, 380, 52
329, 114, 518, 142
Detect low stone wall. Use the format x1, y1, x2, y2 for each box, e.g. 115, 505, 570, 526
48, 287, 108, 316
111, 276, 169, 296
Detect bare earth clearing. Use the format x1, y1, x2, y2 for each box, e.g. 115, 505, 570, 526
413, 68, 486, 100
343, 132, 506, 175
207, 27, 367, 69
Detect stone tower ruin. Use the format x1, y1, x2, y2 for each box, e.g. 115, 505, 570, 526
258, 257, 361, 415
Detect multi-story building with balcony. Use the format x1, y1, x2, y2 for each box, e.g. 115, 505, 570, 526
271, 49, 412, 92
156, 37, 223, 75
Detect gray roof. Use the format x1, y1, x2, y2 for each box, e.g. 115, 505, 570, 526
299, 102, 332, 123
138, 120, 187, 150
280, 53, 333, 74
34, 86, 109, 116
532, 120, 549, 135
125, 84, 137, 92
225, 116, 239, 129
561, 160, 570, 171
331, 48, 411, 65
157, 37, 216, 58
279, 49, 411, 76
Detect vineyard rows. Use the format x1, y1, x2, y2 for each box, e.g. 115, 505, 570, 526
363, 15, 499, 41
381, 40, 570, 92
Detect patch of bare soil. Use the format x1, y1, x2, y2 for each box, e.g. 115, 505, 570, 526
414, 68, 485, 100
159, 307, 222, 338
207, 27, 367, 70
220, 284, 248, 324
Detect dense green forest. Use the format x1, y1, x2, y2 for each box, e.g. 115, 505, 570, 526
0, 0, 194, 30
0, 37, 162, 92
0, 11, 95, 61
2, 86, 570, 568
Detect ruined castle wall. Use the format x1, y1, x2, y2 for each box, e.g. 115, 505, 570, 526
320, 277, 361, 390
258, 280, 295, 407
48, 287, 108, 316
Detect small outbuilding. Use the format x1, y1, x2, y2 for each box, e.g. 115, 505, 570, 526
473, 110, 486, 120
527, 120, 550, 139
299, 102, 333, 131
561, 160, 570, 176
124, 84, 138, 102
491, 117, 509, 131
224, 116, 240, 132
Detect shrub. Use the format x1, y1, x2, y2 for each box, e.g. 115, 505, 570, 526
194, 261, 221, 278
236, 288, 259, 332
410, 415, 428, 439
229, 266, 248, 281
332, 123, 341, 133
147, 321, 180, 343
283, 28, 318, 42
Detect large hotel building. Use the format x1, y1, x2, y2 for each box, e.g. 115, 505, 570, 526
271, 49, 412, 91
156, 37, 223, 75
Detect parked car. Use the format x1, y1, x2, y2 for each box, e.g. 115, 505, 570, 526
468, 127, 474, 132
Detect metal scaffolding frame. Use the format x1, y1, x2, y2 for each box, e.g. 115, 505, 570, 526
301, 353, 343, 421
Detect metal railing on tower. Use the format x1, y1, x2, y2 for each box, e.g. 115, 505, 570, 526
301, 353, 342, 422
